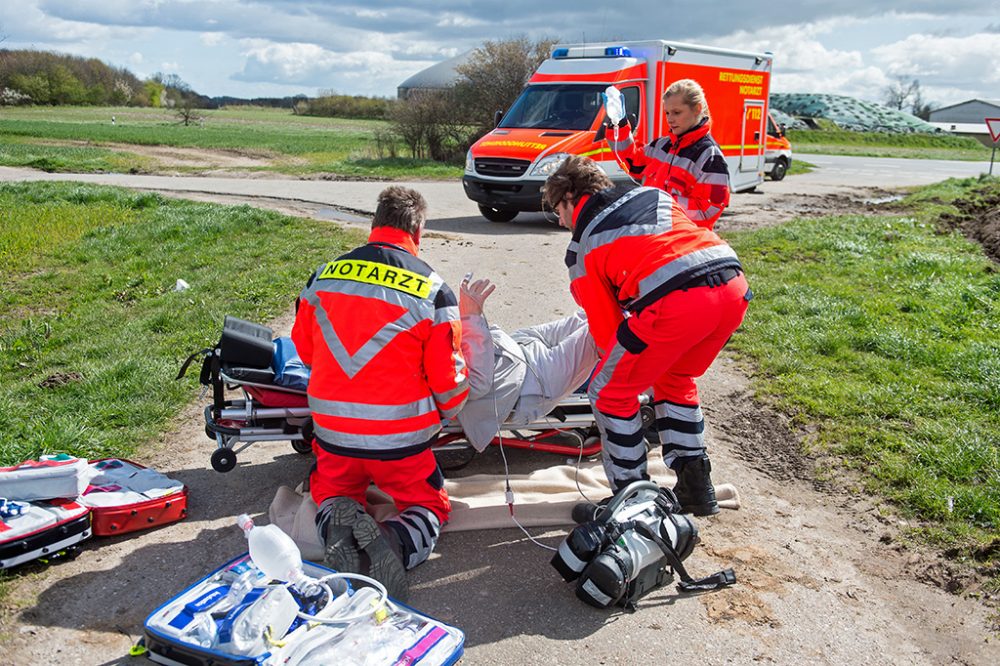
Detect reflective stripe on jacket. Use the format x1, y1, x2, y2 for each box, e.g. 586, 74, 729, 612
565, 185, 742, 349
292, 226, 468, 459
608, 118, 730, 229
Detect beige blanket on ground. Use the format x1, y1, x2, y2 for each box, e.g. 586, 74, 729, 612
269, 458, 740, 562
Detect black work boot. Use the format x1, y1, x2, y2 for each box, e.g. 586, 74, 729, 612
671, 455, 720, 516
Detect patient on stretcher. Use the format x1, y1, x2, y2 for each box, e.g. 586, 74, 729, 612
456, 275, 599, 451
265, 276, 600, 452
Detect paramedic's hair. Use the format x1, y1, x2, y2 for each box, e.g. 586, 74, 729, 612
372, 186, 427, 235
542, 155, 613, 210
663, 79, 710, 121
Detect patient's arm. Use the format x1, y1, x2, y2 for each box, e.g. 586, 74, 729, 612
457, 274, 498, 399
460, 313, 495, 399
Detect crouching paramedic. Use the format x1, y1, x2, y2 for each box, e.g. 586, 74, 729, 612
291, 186, 468, 599
543, 155, 751, 516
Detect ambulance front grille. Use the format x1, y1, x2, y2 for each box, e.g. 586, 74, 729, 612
474, 158, 530, 178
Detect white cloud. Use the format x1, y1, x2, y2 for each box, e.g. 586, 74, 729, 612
200, 31, 224, 46
160, 61, 180, 72
871, 32, 1000, 84
129, 51, 144, 66
233, 40, 428, 95
436, 13, 484, 28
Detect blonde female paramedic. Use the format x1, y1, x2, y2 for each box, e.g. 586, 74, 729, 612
606, 78, 730, 229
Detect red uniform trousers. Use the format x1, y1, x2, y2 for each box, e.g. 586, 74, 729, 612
310, 447, 451, 524
588, 275, 750, 491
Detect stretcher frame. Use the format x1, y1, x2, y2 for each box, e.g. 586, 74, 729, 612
202, 365, 607, 473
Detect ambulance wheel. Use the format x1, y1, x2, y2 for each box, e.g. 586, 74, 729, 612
478, 204, 518, 223
211, 448, 237, 473
291, 439, 313, 455
770, 157, 788, 181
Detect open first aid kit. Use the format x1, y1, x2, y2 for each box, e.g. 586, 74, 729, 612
0, 498, 92, 570
0, 454, 93, 501
79, 459, 188, 536
143, 516, 464, 666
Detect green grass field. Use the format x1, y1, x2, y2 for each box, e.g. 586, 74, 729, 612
0, 106, 463, 179
0, 181, 363, 463
788, 127, 990, 161
1, 106, 989, 181
727, 175, 1000, 574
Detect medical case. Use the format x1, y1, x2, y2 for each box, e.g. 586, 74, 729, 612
143, 553, 464, 666
79, 459, 188, 536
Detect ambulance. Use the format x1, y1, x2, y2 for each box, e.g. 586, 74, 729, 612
462, 40, 774, 222
764, 112, 793, 180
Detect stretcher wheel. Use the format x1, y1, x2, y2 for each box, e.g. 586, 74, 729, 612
211, 448, 237, 473
291, 439, 312, 455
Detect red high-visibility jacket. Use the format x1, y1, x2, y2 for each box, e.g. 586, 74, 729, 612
292, 226, 469, 460
565, 186, 742, 350
608, 118, 730, 229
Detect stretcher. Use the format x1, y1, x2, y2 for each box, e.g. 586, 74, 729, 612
179, 317, 626, 474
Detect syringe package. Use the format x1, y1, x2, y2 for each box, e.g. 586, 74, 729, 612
143, 553, 464, 666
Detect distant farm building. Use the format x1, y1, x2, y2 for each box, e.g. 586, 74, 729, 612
397, 51, 472, 99
928, 99, 1000, 146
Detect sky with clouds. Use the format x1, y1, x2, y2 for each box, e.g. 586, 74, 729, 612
1, 1, 998, 107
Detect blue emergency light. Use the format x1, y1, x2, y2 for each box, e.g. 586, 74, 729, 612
604, 46, 631, 57
552, 48, 569, 58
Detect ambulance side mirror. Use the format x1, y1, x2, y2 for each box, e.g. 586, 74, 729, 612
594, 123, 607, 142
493, 109, 504, 128
780, 123, 787, 136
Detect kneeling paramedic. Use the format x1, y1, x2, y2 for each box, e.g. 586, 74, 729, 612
543, 155, 751, 517
291, 186, 469, 600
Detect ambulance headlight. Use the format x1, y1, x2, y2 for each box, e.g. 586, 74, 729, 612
530, 153, 569, 177
465, 150, 475, 174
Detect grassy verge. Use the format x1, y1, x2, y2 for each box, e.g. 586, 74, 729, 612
788, 127, 989, 161
0, 106, 464, 179
727, 175, 1000, 581
0, 137, 156, 174
0, 181, 364, 465
787, 158, 814, 176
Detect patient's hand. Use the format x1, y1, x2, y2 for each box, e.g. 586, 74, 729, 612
460, 275, 496, 316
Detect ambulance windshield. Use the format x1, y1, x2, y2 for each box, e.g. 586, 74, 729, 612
499, 84, 605, 131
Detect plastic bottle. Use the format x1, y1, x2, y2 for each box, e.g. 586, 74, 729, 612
236, 514, 319, 596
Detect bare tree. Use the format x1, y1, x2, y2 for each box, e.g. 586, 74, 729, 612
175, 97, 201, 126
454, 36, 557, 135
883, 76, 934, 118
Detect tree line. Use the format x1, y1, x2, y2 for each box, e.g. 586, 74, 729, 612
1, 49, 170, 107
1, 39, 556, 164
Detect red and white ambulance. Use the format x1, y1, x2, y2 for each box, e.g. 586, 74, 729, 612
462, 40, 774, 222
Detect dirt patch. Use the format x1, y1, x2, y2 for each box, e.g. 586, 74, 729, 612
34, 139, 281, 169
38, 372, 83, 389
937, 182, 1000, 263
719, 187, 902, 232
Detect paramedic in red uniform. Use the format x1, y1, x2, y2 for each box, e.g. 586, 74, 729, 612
544, 155, 750, 516
291, 186, 469, 600
607, 78, 730, 229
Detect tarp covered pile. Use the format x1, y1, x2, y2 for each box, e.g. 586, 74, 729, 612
770, 93, 940, 133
